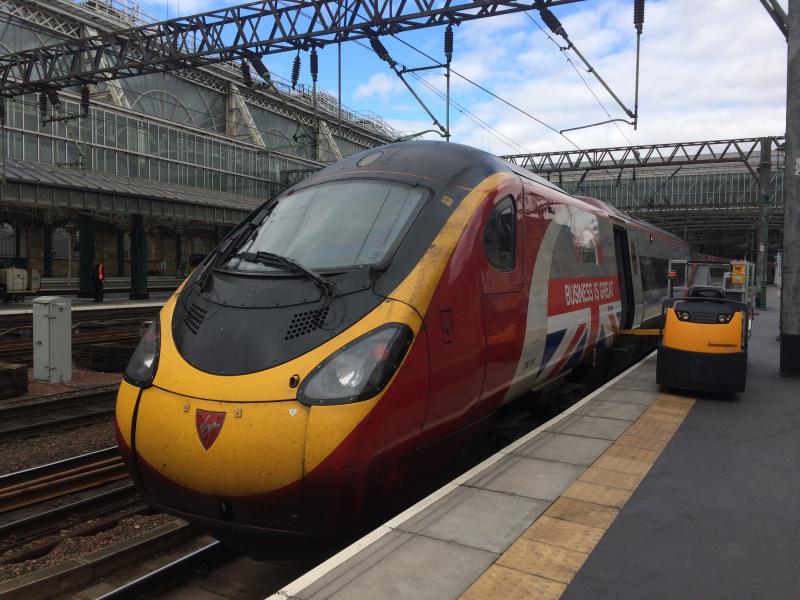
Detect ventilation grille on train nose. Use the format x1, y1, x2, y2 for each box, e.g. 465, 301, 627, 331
184, 302, 208, 335
284, 307, 330, 340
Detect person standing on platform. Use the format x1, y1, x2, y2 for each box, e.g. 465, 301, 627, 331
92, 261, 105, 302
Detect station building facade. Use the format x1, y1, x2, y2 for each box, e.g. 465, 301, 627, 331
0, 0, 397, 295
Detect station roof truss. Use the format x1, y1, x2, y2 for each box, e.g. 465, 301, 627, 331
502, 137, 784, 177
0, 0, 585, 97
0, 0, 398, 146
503, 137, 785, 257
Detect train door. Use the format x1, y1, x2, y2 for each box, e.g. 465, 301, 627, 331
474, 192, 526, 415
416, 215, 489, 450
613, 226, 635, 330
628, 234, 644, 327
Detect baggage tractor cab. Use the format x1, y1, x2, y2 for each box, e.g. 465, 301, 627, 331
657, 285, 749, 393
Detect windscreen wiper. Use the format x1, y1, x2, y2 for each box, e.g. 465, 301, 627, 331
231, 251, 341, 312
193, 221, 259, 293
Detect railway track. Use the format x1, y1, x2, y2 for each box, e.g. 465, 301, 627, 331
0, 447, 128, 514
0, 306, 161, 365
0, 386, 117, 440
0, 305, 160, 332
97, 541, 237, 599
0, 484, 144, 566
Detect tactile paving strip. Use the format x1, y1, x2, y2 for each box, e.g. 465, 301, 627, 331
460, 394, 696, 600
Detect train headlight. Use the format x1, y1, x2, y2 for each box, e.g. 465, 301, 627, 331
717, 313, 732, 323
298, 324, 413, 406
124, 320, 160, 388
677, 311, 691, 321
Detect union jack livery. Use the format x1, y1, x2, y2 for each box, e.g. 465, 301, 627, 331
116, 142, 691, 555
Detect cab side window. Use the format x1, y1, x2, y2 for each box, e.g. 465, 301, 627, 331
484, 196, 515, 271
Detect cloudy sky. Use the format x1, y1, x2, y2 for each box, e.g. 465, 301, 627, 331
140, 0, 789, 155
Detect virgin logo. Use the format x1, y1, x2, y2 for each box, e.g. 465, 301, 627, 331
195, 410, 226, 450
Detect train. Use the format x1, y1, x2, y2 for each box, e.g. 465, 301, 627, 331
116, 141, 693, 554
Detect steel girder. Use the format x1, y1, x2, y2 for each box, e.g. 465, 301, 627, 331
0, 0, 79, 38
503, 137, 785, 174
175, 67, 388, 147
0, 0, 584, 97
0, 0, 392, 146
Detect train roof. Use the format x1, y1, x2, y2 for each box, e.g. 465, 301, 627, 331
300, 141, 687, 247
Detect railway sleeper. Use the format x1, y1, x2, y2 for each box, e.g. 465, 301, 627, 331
0, 505, 149, 565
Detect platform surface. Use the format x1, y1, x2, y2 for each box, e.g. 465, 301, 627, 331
269, 286, 800, 600
0, 296, 168, 315
563, 287, 800, 599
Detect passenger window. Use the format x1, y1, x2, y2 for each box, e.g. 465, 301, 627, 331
484, 196, 515, 271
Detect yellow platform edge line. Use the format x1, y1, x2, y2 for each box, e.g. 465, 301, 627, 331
460, 393, 695, 600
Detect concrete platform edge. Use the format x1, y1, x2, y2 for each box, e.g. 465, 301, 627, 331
269, 351, 657, 600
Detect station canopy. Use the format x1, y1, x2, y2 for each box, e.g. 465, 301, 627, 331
0, 158, 263, 225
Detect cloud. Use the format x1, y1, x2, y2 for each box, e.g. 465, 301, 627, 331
427, 0, 789, 155
139, 0, 211, 17
353, 72, 405, 101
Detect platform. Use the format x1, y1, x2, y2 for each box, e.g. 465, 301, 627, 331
269, 286, 800, 600
0, 297, 167, 315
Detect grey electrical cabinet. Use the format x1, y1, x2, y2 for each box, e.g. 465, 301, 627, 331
33, 296, 72, 384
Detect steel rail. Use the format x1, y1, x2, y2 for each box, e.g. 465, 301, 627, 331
0, 330, 142, 365
96, 541, 237, 599
0, 447, 128, 513
0, 387, 118, 439
0, 483, 140, 554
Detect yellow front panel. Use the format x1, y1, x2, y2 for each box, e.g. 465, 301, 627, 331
662, 309, 743, 354
116, 380, 138, 448
152, 296, 420, 402
134, 387, 309, 496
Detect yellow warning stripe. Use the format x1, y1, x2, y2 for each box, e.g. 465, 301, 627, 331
460, 393, 695, 600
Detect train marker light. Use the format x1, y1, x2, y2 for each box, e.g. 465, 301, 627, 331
298, 324, 413, 406
124, 320, 160, 388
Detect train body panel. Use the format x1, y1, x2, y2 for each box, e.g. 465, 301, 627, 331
116, 141, 693, 549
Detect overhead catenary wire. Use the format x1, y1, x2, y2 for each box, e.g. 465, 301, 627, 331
272, 0, 580, 151
271, 0, 523, 149
407, 71, 533, 154
2, 1, 591, 159
349, 36, 529, 153
524, 12, 637, 147
2, 2, 606, 155
8, 1, 574, 158
384, 33, 582, 151
536, 2, 635, 121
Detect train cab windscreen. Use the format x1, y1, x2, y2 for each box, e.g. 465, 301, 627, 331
225, 180, 427, 272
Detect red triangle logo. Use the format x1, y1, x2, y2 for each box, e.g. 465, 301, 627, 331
195, 410, 226, 450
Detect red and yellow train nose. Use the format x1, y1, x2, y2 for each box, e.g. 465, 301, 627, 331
116, 381, 312, 531
115, 293, 423, 538
116, 378, 392, 535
